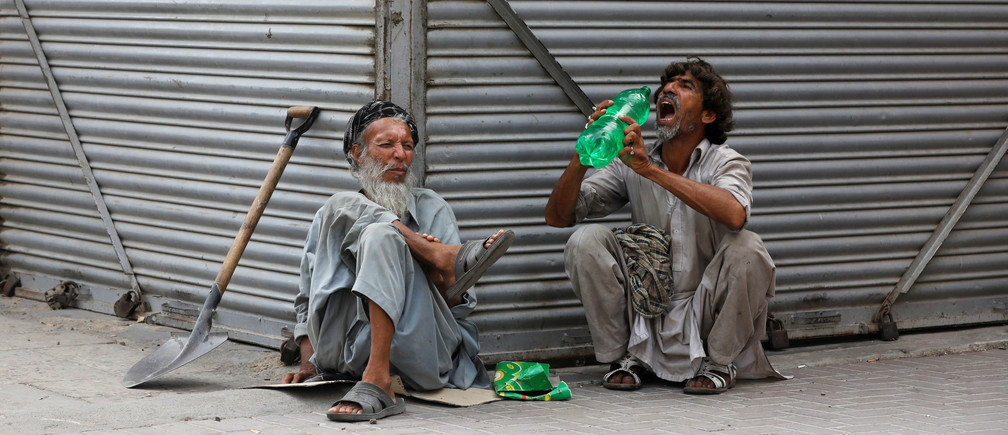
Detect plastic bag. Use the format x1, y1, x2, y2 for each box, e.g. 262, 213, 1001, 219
493, 361, 571, 401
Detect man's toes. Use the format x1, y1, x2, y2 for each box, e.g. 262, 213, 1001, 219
329, 403, 362, 415
606, 372, 635, 385
686, 376, 713, 389
484, 229, 505, 248
605, 372, 618, 384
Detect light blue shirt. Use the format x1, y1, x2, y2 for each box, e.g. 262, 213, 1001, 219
294, 188, 489, 390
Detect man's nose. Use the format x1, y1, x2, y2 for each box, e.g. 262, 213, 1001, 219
392, 144, 406, 160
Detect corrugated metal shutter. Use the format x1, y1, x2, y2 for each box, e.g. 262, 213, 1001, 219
426, 0, 1008, 360
0, 0, 375, 347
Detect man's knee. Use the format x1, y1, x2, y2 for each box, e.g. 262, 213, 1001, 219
718, 230, 774, 299
359, 222, 406, 251
564, 224, 613, 262
722, 230, 769, 264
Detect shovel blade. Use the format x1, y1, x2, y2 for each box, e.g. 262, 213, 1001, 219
122, 330, 228, 388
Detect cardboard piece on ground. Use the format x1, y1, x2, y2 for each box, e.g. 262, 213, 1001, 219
247, 376, 501, 407
392, 377, 501, 407
246, 379, 353, 389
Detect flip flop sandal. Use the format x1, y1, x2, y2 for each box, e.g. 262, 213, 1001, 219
683, 357, 737, 395
443, 229, 515, 300
602, 354, 646, 391
327, 381, 405, 422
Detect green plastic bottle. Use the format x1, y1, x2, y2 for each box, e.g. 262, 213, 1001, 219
576, 86, 651, 168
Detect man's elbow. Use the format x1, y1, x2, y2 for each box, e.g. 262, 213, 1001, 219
544, 213, 573, 228
727, 210, 747, 232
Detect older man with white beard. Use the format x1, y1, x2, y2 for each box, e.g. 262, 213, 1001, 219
283, 101, 513, 422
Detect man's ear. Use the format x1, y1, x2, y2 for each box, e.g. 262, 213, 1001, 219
701, 110, 716, 125
350, 144, 362, 164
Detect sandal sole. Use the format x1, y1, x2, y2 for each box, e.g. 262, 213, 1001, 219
444, 229, 514, 300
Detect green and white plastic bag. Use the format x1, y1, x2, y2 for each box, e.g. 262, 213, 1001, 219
493, 361, 571, 401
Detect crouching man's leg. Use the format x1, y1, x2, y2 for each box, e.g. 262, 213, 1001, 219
327, 223, 408, 421
327, 222, 499, 420
564, 224, 647, 389
685, 230, 776, 394
328, 298, 399, 418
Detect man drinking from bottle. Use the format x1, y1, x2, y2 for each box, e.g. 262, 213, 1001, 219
545, 57, 786, 393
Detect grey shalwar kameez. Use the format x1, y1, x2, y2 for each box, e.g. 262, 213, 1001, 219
294, 189, 490, 391
565, 139, 786, 382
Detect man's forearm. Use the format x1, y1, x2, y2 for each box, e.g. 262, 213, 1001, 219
545, 156, 590, 228
639, 164, 746, 230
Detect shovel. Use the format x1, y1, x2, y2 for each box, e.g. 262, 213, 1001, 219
123, 105, 321, 388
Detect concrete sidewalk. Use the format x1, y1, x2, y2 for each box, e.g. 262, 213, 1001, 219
1, 295, 1006, 434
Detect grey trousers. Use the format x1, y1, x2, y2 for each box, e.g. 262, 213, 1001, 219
565, 224, 777, 376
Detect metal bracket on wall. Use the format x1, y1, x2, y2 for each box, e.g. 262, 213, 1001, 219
14, 0, 145, 315
875, 125, 1008, 339
485, 0, 595, 117
375, 0, 427, 187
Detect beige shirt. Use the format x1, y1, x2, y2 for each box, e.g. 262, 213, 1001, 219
575, 139, 757, 298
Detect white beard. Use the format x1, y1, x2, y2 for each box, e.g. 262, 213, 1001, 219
656, 111, 701, 143
656, 122, 680, 143
358, 151, 413, 218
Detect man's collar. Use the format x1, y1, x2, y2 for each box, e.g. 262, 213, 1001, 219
403, 189, 418, 224
693, 138, 711, 162
649, 138, 711, 169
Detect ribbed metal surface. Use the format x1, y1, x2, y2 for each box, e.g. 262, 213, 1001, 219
4, 0, 1008, 362
0, 0, 374, 346
426, 0, 1008, 360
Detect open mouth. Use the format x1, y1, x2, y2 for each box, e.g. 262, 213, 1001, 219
657, 95, 679, 122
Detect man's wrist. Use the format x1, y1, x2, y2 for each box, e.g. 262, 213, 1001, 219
637, 160, 663, 180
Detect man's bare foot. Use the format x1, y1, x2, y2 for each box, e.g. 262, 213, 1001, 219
327, 374, 394, 416
684, 371, 732, 391
397, 225, 507, 304
606, 372, 638, 386
602, 354, 646, 390
425, 229, 505, 298
683, 359, 736, 394
684, 375, 716, 390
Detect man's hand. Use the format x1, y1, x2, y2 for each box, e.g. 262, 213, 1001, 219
545, 98, 618, 228
281, 337, 316, 384
616, 114, 654, 174
586, 100, 614, 127
282, 367, 316, 384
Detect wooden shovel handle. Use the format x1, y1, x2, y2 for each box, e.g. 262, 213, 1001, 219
213, 144, 295, 292
287, 105, 316, 119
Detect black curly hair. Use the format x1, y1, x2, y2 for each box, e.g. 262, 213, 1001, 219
654, 57, 735, 145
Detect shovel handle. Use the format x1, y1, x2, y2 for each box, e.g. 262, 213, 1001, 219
285, 106, 321, 135
213, 106, 319, 293
287, 105, 316, 118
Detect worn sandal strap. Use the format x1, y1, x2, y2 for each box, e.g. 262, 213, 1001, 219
603, 354, 644, 384
455, 239, 483, 278
695, 358, 736, 389
332, 381, 393, 414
